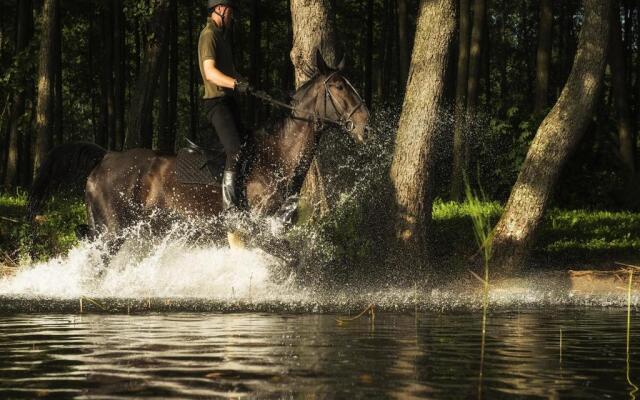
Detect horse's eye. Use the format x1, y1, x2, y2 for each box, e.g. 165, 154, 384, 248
336, 85, 344, 90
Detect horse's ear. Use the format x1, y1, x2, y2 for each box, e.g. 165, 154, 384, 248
315, 49, 329, 74
337, 55, 346, 71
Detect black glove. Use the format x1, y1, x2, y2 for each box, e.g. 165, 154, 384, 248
234, 78, 251, 95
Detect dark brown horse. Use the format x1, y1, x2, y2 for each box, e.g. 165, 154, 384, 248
30, 52, 369, 245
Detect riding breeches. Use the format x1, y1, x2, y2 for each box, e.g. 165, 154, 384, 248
204, 96, 246, 172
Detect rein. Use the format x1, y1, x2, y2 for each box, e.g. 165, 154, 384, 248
249, 72, 364, 133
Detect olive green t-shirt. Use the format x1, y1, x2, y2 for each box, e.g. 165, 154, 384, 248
198, 19, 237, 99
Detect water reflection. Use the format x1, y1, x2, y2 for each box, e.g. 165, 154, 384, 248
0, 309, 638, 399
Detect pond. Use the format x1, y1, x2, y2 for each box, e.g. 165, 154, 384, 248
0, 308, 638, 399
1, 238, 639, 398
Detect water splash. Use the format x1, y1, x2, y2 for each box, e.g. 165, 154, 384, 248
0, 217, 294, 300
1, 107, 637, 311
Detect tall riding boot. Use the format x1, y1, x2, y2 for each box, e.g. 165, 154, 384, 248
222, 170, 239, 211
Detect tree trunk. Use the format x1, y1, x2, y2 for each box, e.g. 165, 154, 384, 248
4, 0, 32, 189
157, 30, 170, 152
466, 0, 486, 114
290, 0, 337, 87
168, 0, 178, 152
398, 0, 410, 87
451, 0, 471, 201
53, 8, 63, 146
188, 0, 198, 141
609, 1, 635, 177
290, 0, 338, 220
498, 2, 507, 113
389, 0, 457, 263
99, 1, 114, 149
490, 0, 611, 275
534, 0, 553, 114
34, 0, 59, 176
0, 1, 4, 55
250, 0, 262, 124
157, 0, 177, 153
364, 0, 374, 108
125, 0, 169, 149
381, 0, 394, 99
113, 0, 125, 150
637, 0, 640, 135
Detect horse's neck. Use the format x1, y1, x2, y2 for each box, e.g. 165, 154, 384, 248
258, 93, 320, 195
273, 116, 317, 177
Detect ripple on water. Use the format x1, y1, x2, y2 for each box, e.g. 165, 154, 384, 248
0, 311, 639, 399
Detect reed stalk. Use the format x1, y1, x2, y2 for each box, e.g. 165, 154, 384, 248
627, 270, 638, 399
464, 175, 492, 400
559, 328, 563, 365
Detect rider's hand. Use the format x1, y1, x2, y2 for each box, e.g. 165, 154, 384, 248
234, 77, 251, 95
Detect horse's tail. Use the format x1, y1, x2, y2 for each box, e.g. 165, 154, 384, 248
28, 142, 107, 219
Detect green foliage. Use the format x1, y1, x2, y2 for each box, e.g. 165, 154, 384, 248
468, 107, 542, 200
1, 191, 638, 269
463, 178, 493, 270
0, 193, 85, 263
541, 209, 640, 259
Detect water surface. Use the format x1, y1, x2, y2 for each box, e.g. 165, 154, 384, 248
1, 309, 638, 399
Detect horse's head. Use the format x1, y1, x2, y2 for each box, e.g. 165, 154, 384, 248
309, 50, 371, 143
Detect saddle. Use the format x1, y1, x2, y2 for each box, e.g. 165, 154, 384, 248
176, 138, 254, 191
176, 139, 225, 185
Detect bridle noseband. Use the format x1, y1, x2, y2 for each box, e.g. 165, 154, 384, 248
249, 72, 366, 133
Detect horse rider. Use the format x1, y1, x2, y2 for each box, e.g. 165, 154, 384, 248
198, 0, 251, 211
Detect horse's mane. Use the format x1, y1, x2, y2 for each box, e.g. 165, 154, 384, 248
256, 73, 323, 137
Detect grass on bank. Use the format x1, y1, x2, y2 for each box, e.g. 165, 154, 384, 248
0, 192, 85, 263
1, 193, 639, 266
431, 200, 640, 266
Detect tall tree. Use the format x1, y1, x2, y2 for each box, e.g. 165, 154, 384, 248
290, 0, 337, 87
157, 0, 177, 153
534, 0, 553, 114
249, 0, 262, 124
4, 0, 32, 188
290, 0, 338, 218
466, 0, 486, 114
34, 0, 60, 175
188, 0, 198, 141
125, 0, 169, 149
157, 27, 170, 152
389, 0, 457, 262
113, 0, 126, 150
490, 0, 611, 274
167, 0, 178, 152
398, 0, 410, 87
98, 1, 114, 149
53, 8, 63, 146
364, 0, 374, 108
451, 0, 471, 201
609, 0, 635, 178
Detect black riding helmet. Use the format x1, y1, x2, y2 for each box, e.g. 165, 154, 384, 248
208, 0, 235, 11
208, 0, 237, 28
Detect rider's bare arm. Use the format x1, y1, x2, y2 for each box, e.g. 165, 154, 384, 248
203, 59, 237, 89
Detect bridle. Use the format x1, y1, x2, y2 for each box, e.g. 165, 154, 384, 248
250, 72, 366, 133
321, 72, 366, 133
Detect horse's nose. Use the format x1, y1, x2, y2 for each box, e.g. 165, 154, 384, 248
363, 125, 371, 140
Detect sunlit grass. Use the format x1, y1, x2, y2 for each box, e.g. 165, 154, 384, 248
432, 201, 640, 264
